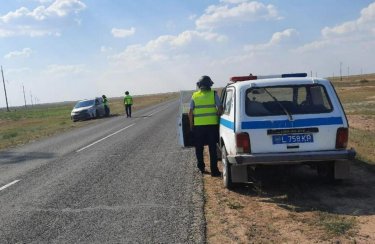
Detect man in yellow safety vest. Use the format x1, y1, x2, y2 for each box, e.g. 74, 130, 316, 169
124, 91, 133, 118
188, 76, 223, 176
102, 95, 110, 117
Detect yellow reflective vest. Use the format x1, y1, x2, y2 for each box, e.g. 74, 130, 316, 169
124, 95, 133, 105
192, 90, 218, 126
103, 97, 108, 106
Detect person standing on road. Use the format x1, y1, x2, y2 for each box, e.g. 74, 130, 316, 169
188, 76, 223, 177
124, 91, 133, 118
102, 95, 110, 117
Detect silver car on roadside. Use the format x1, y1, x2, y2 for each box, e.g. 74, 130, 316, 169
71, 97, 106, 122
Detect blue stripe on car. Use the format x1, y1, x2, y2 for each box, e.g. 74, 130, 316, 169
241, 117, 343, 129
220, 118, 235, 130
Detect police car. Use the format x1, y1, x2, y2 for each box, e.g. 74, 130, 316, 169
219, 73, 356, 188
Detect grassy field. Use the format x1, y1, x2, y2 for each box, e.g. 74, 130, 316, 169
0, 92, 178, 150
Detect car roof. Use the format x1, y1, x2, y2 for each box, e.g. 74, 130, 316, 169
227, 77, 331, 89
77, 98, 96, 102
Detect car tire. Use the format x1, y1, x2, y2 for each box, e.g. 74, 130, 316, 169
222, 145, 233, 189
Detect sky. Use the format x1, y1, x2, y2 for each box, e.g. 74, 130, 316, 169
0, 0, 375, 107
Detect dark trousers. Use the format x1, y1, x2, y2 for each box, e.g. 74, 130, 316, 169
104, 105, 110, 117
125, 105, 132, 117
193, 125, 219, 173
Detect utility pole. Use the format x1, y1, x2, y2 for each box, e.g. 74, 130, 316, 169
22, 84, 27, 108
340, 62, 342, 81
30, 91, 33, 106
1, 66, 10, 112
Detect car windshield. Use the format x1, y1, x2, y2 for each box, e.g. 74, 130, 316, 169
74, 100, 95, 108
245, 85, 333, 116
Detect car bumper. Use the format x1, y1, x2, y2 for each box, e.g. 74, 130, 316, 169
227, 149, 356, 165
71, 112, 91, 121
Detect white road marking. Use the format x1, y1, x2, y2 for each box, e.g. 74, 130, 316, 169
0, 180, 20, 191
145, 104, 171, 117
76, 123, 135, 153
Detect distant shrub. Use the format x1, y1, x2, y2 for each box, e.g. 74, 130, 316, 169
360, 79, 369, 83
2, 132, 18, 139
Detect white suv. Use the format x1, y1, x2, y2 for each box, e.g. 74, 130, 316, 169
219, 73, 356, 188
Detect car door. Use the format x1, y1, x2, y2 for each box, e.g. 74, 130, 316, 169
220, 86, 236, 155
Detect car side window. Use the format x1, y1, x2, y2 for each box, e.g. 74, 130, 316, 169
95, 99, 99, 105
224, 90, 233, 115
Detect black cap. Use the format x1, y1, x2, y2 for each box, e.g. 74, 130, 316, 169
197, 75, 213, 89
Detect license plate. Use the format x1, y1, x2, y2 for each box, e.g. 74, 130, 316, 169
272, 134, 314, 144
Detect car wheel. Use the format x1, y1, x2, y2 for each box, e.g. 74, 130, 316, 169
222, 145, 233, 189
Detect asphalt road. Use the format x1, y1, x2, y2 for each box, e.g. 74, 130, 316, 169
0, 98, 205, 243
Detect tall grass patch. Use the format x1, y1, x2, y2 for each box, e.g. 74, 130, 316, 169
349, 128, 375, 164
316, 212, 357, 237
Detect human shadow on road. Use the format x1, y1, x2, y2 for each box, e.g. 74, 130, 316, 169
231, 160, 375, 216
0, 151, 55, 165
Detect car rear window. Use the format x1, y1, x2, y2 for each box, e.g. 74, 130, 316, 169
245, 85, 333, 116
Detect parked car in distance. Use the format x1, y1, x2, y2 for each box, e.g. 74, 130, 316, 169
71, 97, 106, 122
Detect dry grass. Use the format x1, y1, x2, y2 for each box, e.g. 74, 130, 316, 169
0, 92, 178, 150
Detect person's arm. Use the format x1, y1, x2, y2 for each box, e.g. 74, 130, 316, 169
215, 92, 223, 116
188, 99, 194, 131
188, 109, 193, 131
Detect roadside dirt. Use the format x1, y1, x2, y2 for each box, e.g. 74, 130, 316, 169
203, 152, 375, 243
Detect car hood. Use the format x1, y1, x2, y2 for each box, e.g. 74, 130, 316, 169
72, 106, 94, 113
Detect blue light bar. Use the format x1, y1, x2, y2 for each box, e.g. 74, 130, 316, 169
281, 73, 307, 78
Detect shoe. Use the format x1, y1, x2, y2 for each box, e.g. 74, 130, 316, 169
211, 171, 221, 177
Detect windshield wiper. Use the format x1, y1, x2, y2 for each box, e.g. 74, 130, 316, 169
263, 88, 293, 121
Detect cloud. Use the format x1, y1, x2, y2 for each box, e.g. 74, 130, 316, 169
196, 0, 281, 30
44, 64, 87, 75
244, 28, 298, 51
4, 48, 33, 59
0, 0, 86, 37
110, 30, 226, 69
0, 27, 60, 37
7, 67, 33, 74
322, 2, 375, 38
297, 2, 375, 53
100, 46, 113, 53
1, 0, 86, 22
111, 27, 136, 38
295, 40, 331, 53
